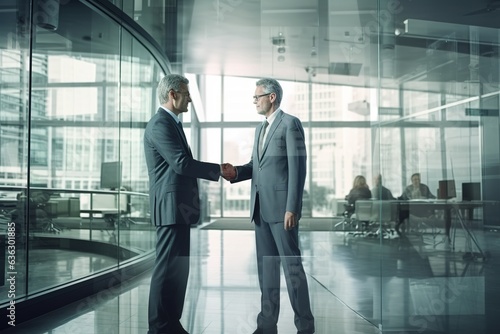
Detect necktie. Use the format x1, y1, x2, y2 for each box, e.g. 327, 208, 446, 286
177, 121, 186, 141
259, 120, 269, 157
177, 121, 192, 156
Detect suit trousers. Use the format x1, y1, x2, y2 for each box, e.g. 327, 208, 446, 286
253, 196, 315, 333
148, 224, 191, 334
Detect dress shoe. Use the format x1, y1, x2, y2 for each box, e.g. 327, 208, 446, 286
149, 325, 188, 334
172, 325, 189, 334
252, 328, 277, 334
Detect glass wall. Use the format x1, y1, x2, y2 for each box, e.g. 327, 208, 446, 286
0, 0, 160, 303
182, 0, 498, 331
1, 0, 498, 333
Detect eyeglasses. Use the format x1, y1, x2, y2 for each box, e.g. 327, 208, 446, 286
172, 90, 191, 98
252, 93, 271, 101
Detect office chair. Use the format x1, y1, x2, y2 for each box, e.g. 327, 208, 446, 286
94, 192, 134, 230
38, 201, 63, 233
402, 203, 444, 247
119, 192, 136, 228
11, 191, 62, 234
365, 200, 397, 238
334, 203, 355, 231
110, 192, 135, 229
351, 200, 373, 237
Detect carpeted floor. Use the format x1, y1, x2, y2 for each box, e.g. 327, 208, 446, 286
199, 217, 344, 231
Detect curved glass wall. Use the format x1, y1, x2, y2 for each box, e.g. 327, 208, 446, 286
0, 0, 162, 304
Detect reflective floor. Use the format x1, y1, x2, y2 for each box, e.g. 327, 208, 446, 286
3, 218, 499, 334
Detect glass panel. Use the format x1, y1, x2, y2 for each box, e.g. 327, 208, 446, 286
222, 76, 262, 122
117, 33, 158, 253
0, 1, 31, 303
374, 127, 403, 196
378, 0, 499, 332
311, 85, 376, 122
222, 128, 255, 217
0, 0, 159, 301
310, 127, 373, 217
403, 128, 443, 187
204, 75, 222, 122
280, 81, 310, 121
25, 0, 125, 294
200, 128, 221, 219
1, 0, 496, 331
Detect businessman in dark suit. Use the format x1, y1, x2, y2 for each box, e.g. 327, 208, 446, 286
144, 74, 234, 334
224, 78, 315, 334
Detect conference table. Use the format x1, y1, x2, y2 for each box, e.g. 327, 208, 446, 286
398, 200, 490, 260
356, 199, 489, 261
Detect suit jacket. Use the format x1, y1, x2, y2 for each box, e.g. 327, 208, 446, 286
401, 183, 436, 200
371, 185, 395, 200
346, 187, 372, 206
232, 109, 307, 223
144, 108, 220, 226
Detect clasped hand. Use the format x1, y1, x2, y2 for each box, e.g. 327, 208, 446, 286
220, 163, 236, 181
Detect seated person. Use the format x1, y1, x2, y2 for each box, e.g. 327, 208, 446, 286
345, 175, 372, 216
400, 173, 435, 200
371, 174, 395, 200
396, 173, 435, 234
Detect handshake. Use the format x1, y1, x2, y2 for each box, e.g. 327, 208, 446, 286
220, 163, 236, 181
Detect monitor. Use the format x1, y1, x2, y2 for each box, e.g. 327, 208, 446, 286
100, 161, 122, 190
462, 182, 481, 201
438, 180, 456, 199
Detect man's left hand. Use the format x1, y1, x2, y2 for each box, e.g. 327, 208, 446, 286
284, 211, 297, 230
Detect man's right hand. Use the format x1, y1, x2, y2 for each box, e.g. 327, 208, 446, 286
221, 163, 236, 181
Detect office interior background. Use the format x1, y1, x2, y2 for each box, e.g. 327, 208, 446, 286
1, 0, 500, 333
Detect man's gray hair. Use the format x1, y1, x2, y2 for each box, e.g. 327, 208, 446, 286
256, 78, 283, 107
157, 74, 189, 104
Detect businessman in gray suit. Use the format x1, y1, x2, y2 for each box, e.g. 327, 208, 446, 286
144, 74, 234, 334
224, 78, 315, 334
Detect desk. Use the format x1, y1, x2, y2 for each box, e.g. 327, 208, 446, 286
83, 192, 128, 223
0, 198, 17, 212
80, 209, 121, 228
355, 199, 488, 260
396, 200, 487, 260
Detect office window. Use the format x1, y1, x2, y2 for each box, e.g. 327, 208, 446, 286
222, 128, 255, 217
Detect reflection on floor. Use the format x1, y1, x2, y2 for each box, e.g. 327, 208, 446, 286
0, 223, 156, 306
3, 221, 500, 334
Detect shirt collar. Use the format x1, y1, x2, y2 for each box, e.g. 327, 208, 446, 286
159, 106, 181, 124
265, 108, 280, 126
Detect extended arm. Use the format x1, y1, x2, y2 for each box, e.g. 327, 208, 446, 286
146, 116, 220, 181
